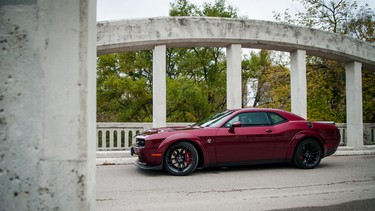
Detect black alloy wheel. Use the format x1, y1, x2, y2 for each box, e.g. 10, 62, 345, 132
293, 139, 322, 169
164, 142, 198, 176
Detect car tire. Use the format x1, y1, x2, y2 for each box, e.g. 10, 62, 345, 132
293, 139, 322, 169
164, 142, 199, 176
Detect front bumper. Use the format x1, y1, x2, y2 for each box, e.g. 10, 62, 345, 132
131, 145, 164, 170
134, 159, 163, 170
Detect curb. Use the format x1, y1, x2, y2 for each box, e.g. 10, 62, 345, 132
96, 146, 375, 166
333, 145, 375, 156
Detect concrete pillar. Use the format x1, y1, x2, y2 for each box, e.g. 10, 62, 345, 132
152, 45, 167, 128
290, 50, 307, 119
226, 44, 242, 109
0, 1, 96, 210
345, 61, 364, 148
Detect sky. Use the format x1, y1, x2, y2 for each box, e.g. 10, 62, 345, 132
97, 0, 374, 22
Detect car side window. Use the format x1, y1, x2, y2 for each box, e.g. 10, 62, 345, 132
224, 115, 240, 127
247, 112, 271, 126
268, 112, 287, 125
224, 112, 271, 127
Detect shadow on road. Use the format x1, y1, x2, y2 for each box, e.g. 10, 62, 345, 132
269, 198, 375, 211
124, 156, 342, 177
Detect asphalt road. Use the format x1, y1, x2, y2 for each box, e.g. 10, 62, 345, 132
96, 155, 375, 211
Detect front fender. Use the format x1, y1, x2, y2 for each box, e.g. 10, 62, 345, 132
155, 132, 206, 158
286, 130, 326, 160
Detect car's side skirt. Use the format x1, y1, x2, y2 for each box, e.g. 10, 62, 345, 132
203, 159, 287, 168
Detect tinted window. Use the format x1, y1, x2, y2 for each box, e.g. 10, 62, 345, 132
248, 112, 271, 126
268, 112, 287, 125
224, 112, 271, 127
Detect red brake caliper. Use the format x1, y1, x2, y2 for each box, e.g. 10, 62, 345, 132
185, 151, 191, 166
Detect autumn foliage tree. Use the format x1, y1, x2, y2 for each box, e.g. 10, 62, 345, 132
274, 0, 374, 122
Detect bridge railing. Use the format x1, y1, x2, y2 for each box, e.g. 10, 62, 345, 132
336, 123, 375, 146
96, 122, 192, 151
96, 122, 375, 151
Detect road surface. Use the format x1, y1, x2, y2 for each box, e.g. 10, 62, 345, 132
96, 155, 375, 210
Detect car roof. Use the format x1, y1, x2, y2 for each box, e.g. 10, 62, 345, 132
229, 108, 305, 121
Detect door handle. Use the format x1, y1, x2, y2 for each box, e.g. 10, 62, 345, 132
265, 129, 272, 133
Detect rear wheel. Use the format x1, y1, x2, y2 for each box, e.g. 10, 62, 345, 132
293, 139, 322, 169
164, 142, 198, 176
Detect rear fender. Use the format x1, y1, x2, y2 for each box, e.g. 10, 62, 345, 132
286, 130, 326, 160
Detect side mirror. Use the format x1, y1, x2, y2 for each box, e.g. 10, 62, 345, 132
229, 121, 242, 133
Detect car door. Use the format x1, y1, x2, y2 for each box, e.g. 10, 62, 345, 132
214, 112, 278, 164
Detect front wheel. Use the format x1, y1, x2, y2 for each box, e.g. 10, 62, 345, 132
293, 139, 322, 169
164, 142, 198, 176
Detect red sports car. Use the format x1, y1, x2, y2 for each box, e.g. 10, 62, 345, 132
131, 108, 340, 176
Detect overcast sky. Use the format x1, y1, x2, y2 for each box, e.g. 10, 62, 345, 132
97, 0, 374, 21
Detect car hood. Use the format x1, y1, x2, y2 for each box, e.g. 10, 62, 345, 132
141, 125, 201, 135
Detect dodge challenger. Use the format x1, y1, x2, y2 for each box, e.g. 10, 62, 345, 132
131, 108, 340, 176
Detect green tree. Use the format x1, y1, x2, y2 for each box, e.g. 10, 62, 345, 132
242, 50, 291, 110
97, 0, 241, 123
167, 0, 239, 118
97, 52, 153, 122
167, 78, 210, 122
169, 0, 198, 16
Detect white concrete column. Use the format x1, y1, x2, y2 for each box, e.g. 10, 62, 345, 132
0, 1, 96, 210
226, 44, 242, 109
345, 61, 364, 148
290, 50, 307, 119
152, 45, 167, 128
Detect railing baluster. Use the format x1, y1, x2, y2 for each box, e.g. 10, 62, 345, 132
116, 129, 121, 149
101, 130, 105, 149
96, 129, 100, 150
124, 130, 129, 148
109, 129, 113, 149
129, 130, 134, 147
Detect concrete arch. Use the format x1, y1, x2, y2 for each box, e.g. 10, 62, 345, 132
97, 17, 375, 70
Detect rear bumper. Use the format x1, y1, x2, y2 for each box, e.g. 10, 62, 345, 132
325, 143, 339, 157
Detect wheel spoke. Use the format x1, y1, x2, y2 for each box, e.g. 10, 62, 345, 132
300, 143, 320, 165
294, 140, 322, 169
166, 146, 193, 172
164, 142, 198, 175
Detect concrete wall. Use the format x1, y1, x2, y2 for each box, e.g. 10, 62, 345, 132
97, 17, 375, 70
0, 1, 96, 210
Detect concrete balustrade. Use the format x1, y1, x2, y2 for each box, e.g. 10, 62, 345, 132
96, 123, 375, 151
96, 122, 192, 151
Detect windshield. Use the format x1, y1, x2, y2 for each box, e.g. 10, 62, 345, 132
194, 110, 234, 127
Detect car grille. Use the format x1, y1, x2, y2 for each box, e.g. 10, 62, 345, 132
136, 138, 145, 147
